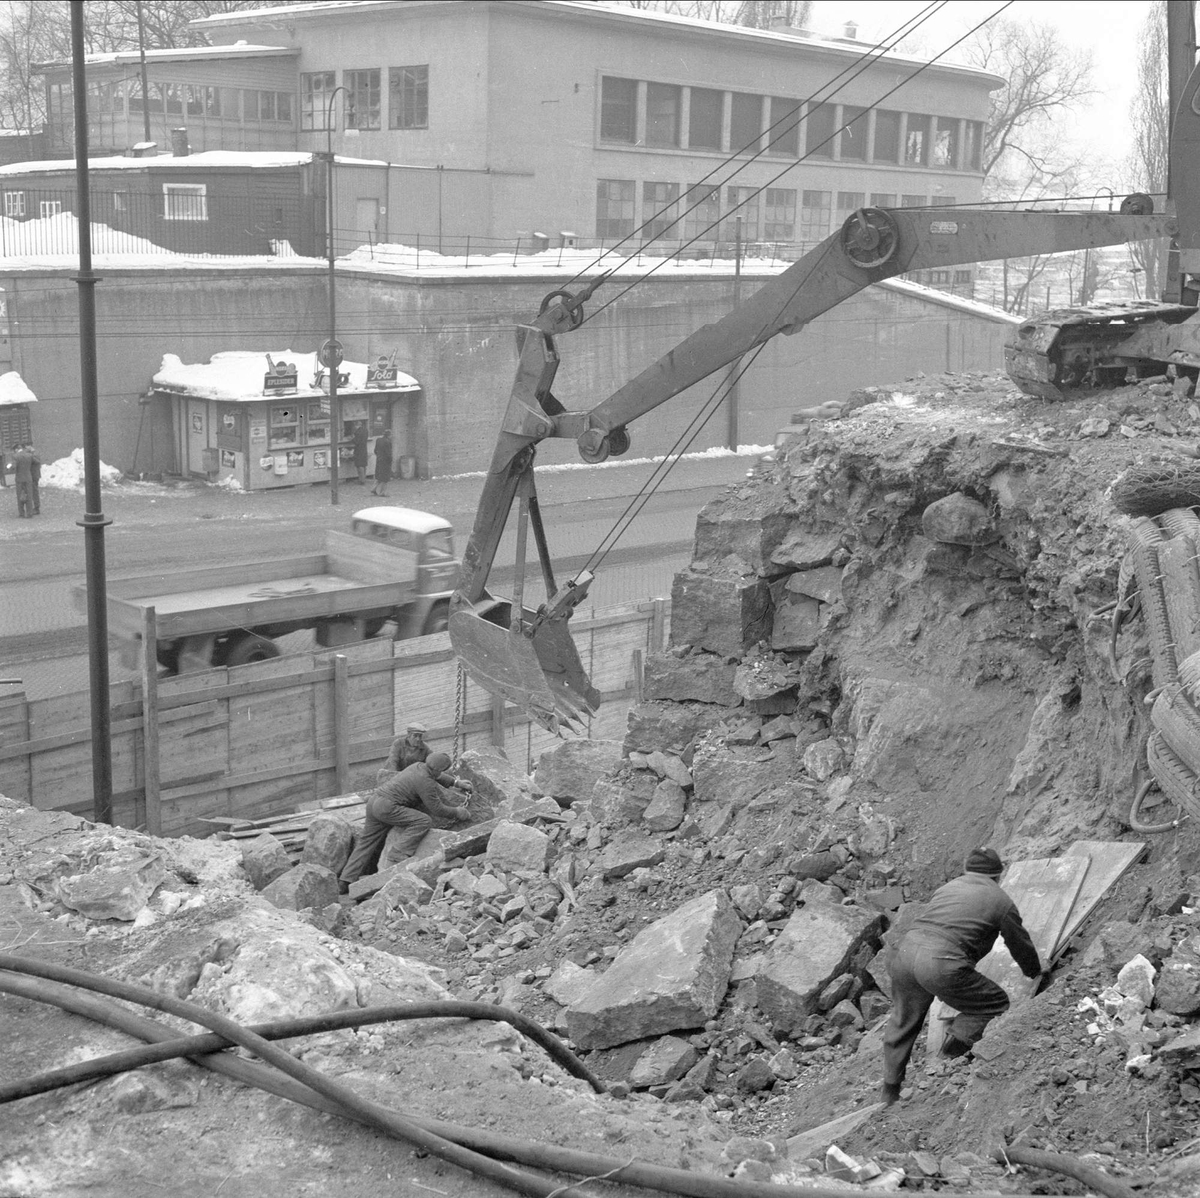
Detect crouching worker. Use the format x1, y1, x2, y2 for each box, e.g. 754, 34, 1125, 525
339, 752, 470, 892
880, 847, 1041, 1106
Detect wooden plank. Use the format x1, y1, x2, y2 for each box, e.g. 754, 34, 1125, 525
927, 856, 1089, 1058
334, 653, 350, 794
1058, 840, 1146, 952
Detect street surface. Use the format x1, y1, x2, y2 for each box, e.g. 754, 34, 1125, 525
0, 451, 758, 698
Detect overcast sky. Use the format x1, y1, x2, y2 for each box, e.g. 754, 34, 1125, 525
807, 0, 1153, 179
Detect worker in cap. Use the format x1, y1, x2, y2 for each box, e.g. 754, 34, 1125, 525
880, 847, 1042, 1107
383, 721, 430, 776
340, 752, 471, 891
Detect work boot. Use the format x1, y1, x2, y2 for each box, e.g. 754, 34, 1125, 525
940, 1034, 972, 1059
881, 1082, 902, 1106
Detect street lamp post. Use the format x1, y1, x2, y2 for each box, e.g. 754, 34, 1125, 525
320, 85, 350, 506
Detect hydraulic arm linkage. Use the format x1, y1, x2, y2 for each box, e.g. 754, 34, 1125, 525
449, 204, 1174, 733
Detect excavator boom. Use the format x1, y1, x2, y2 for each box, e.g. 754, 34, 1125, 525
450, 56, 1200, 734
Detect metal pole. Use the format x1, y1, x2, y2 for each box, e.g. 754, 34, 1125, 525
325, 88, 342, 507
71, 1, 113, 824
725, 216, 742, 451
135, 0, 152, 145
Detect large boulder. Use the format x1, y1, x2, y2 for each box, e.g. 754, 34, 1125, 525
670, 571, 772, 657
643, 781, 687, 832
300, 813, 354, 875
921, 493, 996, 546
240, 833, 293, 891
55, 848, 166, 921
486, 821, 553, 874
534, 739, 624, 805
756, 895, 883, 1036
692, 484, 797, 573
643, 652, 740, 707
592, 773, 659, 827
456, 748, 537, 810
566, 890, 741, 1049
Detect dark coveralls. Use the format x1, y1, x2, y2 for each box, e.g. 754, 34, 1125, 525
384, 734, 428, 774
339, 761, 464, 885
882, 871, 1040, 1087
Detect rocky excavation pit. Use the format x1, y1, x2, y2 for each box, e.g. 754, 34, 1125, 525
4, 369, 1200, 1198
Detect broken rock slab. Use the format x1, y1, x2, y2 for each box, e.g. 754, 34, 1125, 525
544, 960, 596, 1008
629, 1035, 700, 1088
300, 813, 354, 875
534, 739, 624, 805
592, 773, 658, 827
624, 700, 726, 758
643, 652, 740, 707
595, 830, 666, 880
566, 889, 741, 1049
692, 742, 792, 808
756, 897, 883, 1036
670, 571, 772, 658
261, 863, 340, 912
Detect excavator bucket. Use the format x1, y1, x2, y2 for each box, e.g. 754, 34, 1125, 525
449, 597, 600, 735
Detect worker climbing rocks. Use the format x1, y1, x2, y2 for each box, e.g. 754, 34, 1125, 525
880, 847, 1042, 1106
339, 753, 471, 892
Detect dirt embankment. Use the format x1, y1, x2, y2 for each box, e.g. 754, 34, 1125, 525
5, 369, 1200, 1198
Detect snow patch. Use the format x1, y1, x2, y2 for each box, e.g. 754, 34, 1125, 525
41, 448, 122, 490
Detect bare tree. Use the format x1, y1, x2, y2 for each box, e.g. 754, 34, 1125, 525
1127, 1, 1169, 299
610, 1, 813, 27
964, 19, 1094, 181
0, 1, 69, 133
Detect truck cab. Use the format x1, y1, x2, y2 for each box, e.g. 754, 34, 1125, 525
349, 506, 459, 604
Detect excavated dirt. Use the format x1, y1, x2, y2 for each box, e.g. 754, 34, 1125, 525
6, 368, 1200, 1197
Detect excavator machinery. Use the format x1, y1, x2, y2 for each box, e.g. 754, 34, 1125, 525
449, 60, 1200, 738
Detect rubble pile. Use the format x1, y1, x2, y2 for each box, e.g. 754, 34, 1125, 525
9, 369, 1200, 1196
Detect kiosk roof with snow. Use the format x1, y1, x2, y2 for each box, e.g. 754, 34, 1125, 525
152, 350, 418, 400
0, 370, 37, 406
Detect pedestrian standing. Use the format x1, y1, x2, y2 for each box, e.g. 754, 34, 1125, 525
339, 753, 469, 889
352, 422, 369, 486
28, 442, 41, 515
371, 428, 393, 497
12, 443, 33, 518
880, 847, 1042, 1106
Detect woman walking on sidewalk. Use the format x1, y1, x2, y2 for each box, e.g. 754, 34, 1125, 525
371, 429, 393, 497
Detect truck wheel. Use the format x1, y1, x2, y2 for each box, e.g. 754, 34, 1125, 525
421, 604, 450, 635
362, 617, 389, 639
224, 634, 281, 667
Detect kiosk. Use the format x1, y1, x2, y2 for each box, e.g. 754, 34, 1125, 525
154, 350, 421, 491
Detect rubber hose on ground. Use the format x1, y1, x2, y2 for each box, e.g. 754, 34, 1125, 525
0, 996, 605, 1104
0, 968, 1049, 1198
993, 1143, 1137, 1198
0, 954, 573, 1198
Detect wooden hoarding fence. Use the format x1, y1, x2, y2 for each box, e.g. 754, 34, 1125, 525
0, 599, 670, 837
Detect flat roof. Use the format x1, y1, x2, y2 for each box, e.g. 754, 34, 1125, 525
35, 42, 297, 72
0, 151, 318, 178
153, 350, 419, 401
192, 1, 1003, 88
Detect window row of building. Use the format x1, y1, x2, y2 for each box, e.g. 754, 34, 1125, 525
599, 76, 984, 171
4, 183, 211, 221
48, 80, 296, 132
596, 179, 960, 245
300, 67, 429, 131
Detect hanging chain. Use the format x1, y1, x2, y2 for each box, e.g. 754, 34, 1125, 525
453, 664, 466, 766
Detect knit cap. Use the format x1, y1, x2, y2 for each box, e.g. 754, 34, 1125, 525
964, 847, 1004, 876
